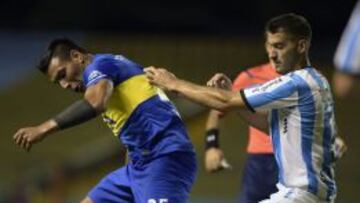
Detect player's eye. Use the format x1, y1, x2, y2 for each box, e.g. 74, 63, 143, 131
274, 43, 284, 49
54, 69, 66, 84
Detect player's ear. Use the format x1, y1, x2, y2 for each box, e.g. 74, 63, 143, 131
297, 39, 307, 54
70, 50, 83, 63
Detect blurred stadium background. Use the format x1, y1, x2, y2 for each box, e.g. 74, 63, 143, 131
0, 0, 359, 202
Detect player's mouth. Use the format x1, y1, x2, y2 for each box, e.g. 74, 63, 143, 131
272, 59, 282, 65
273, 61, 283, 68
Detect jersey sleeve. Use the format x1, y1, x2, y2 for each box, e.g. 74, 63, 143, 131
83, 55, 143, 88
240, 75, 298, 112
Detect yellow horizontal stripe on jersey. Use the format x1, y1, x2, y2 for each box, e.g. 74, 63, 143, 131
102, 74, 158, 136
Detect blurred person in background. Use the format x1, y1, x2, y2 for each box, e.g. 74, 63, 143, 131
204, 63, 280, 203
13, 38, 197, 203
333, 1, 360, 98
146, 13, 340, 203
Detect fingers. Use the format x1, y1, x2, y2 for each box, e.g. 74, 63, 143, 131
20, 135, 27, 149
220, 159, 232, 170
205, 161, 219, 172
334, 137, 347, 160
206, 79, 215, 87
207, 73, 221, 87
144, 66, 162, 82
207, 73, 231, 89
21, 137, 32, 152
205, 158, 226, 173
144, 67, 155, 79
13, 128, 33, 152
144, 66, 165, 75
25, 140, 32, 152
14, 129, 24, 145
336, 143, 347, 159
205, 156, 216, 171
144, 66, 156, 74
205, 154, 217, 172
205, 149, 228, 173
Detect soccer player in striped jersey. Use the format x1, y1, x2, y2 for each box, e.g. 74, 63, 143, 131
13, 39, 196, 203
204, 63, 280, 203
146, 13, 337, 202
333, 1, 360, 97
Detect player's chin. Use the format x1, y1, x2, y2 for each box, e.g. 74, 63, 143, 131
74, 84, 86, 93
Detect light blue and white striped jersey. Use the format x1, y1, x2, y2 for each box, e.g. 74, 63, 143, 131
240, 67, 337, 201
334, 1, 360, 75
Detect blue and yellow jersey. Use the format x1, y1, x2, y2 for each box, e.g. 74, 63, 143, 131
83, 54, 193, 159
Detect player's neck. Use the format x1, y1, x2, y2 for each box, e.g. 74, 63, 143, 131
295, 55, 311, 70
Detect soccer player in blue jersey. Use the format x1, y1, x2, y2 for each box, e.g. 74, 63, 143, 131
13, 39, 197, 203
146, 13, 338, 203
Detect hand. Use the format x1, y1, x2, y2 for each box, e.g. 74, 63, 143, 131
206, 73, 232, 90
13, 123, 53, 152
205, 148, 232, 173
334, 136, 347, 160
144, 66, 178, 91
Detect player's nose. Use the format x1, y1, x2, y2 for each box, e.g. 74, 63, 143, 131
268, 49, 277, 58
59, 80, 71, 89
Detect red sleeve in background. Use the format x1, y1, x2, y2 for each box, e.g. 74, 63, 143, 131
232, 71, 253, 91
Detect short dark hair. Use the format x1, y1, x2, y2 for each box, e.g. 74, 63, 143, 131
37, 38, 87, 74
265, 13, 312, 41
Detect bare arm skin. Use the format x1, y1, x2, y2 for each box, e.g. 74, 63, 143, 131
13, 80, 113, 152
145, 67, 244, 112
145, 67, 269, 133
204, 110, 230, 172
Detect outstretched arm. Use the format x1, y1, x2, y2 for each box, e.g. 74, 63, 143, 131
145, 67, 269, 133
13, 80, 113, 152
145, 67, 245, 112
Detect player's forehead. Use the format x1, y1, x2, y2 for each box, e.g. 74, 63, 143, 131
266, 31, 291, 44
47, 57, 65, 80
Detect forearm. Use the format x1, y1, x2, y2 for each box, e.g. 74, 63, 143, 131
204, 110, 222, 150
37, 119, 59, 135
47, 80, 112, 133
172, 79, 244, 112
53, 99, 99, 130
206, 110, 221, 130
172, 78, 268, 132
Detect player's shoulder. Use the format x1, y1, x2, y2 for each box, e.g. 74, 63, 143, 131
287, 67, 325, 89
290, 67, 322, 78
99, 54, 143, 70
83, 54, 117, 79
92, 53, 117, 65
90, 54, 142, 71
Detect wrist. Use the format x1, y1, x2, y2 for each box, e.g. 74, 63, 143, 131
205, 128, 220, 150
168, 78, 180, 92
38, 120, 58, 135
